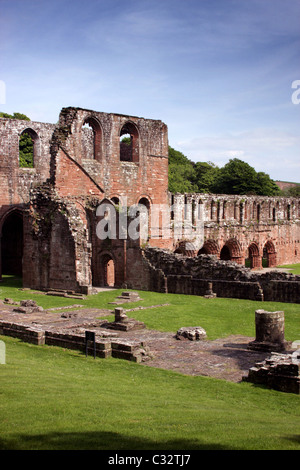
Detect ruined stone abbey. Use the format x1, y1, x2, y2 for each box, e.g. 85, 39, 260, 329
0, 107, 299, 302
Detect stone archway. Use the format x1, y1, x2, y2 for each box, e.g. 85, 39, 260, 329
220, 245, 231, 260
220, 238, 243, 264
102, 254, 115, 287
174, 241, 197, 257
0, 210, 23, 277
198, 239, 219, 256
263, 240, 277, 267
246, 242, 262, 269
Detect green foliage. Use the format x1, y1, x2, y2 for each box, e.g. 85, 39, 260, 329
168, 146, 198, 193
169, 146, 282, 196
192, 161, 220, 193
213, 158, 281, 196
19, 132, 34, 168
0, 111, 30, 121
281, 185, 300, 197
120, 136, 131, 145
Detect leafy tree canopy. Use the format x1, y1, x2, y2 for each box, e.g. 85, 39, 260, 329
168, 148, 282, 196
0, 111, 30, 121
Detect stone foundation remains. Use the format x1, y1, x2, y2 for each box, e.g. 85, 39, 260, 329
102, 307, 146, 332
243, 349, 300, 394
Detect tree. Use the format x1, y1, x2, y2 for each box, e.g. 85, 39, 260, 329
168, 146, 198, 193
192, 161, 220, 193
213, 158, 280, 196
254, 172, 281, 196
0, 112, 30, 121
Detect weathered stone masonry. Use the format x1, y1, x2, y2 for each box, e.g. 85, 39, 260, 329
0, 106, 299, 301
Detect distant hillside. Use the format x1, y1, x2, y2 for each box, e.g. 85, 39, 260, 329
275, 181, 300, 191
275, 181, 300, 196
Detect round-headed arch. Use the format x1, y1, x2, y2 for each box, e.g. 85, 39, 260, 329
81, 116, 102, 161
19, 128, 39, 168
198, 239, 219, 256
263, 239, 277, 267
120, 121, 139, 162
220, 238, 243, 263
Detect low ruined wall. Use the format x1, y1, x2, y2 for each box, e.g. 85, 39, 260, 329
166, 275, 263, 301
143, 248, 300, 303
0, 321, 148, 362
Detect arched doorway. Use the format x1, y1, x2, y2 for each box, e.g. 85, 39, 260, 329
220, 245, 231, 260
198, 239, 219, 256
220, 238, 243, 264
245, 242, 261, 269
263, 240, 277, 267
102, 254, 115, 287
1, 211, 23, 277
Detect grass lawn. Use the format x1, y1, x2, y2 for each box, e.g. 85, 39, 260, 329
0, 275, 300, 450
277, 263, 300, 275
0, 275, 299, 341
0, 336, 299, 451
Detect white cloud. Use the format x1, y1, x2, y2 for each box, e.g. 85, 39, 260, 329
176, 128, 300, 181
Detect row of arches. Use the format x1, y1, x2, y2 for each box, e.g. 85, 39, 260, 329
81, 117, 140, 162
16, 118, 141, 169
197, 238, 277, 268
181, 196, 300, 224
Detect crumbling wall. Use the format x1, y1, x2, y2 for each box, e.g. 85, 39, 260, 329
143, 247, 300, 303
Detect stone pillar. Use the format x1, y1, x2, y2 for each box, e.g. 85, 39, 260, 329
248, 309, 287, 352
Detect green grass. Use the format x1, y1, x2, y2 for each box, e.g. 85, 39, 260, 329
0, 275, 299, 450
1, 275, 300, 341
0, 336, 299, 450
277, 263, 300, 275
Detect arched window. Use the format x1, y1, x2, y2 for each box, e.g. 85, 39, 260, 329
19, 128, 38, 168
81, 117, 102, 161
257, 204, 261, 222
120, 122, 139, 162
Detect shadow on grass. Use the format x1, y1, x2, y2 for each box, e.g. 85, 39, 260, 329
0, 275, 23, 289
0, 430, 235, 451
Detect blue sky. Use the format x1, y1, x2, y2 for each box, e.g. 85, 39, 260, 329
1, 0, 299, 182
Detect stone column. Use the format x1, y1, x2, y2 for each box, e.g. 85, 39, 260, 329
248, 309, 287, 352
